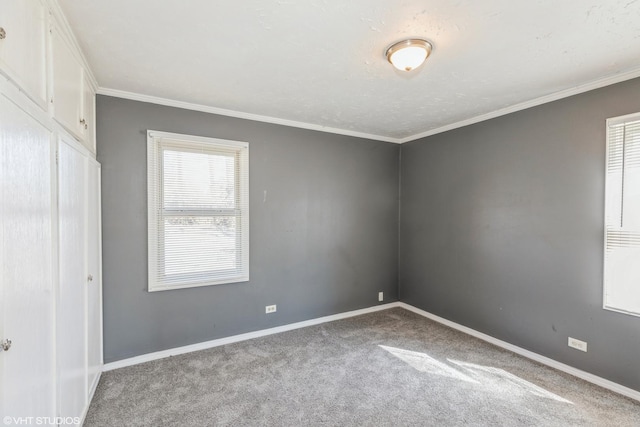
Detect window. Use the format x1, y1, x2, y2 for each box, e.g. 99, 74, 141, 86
604, 113, 640, 316
147, 131, 249, 292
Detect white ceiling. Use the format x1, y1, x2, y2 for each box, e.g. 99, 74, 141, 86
58, 0, 640, 143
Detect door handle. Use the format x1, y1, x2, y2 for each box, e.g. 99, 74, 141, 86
1, 338, 12, 352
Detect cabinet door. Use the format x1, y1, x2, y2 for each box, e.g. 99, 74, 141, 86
57, 137, 87, 423
86, 159, 102, 395
0, 0, 48, 109
0, 96, 56, 419
81, 74, 95, 153
52, 29, 83, 140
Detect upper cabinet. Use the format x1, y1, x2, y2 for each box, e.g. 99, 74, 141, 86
0, 0, 49, 109
83, 71, 96, 152
0, 0, 97, 154
51, 28, 82, 137
52, 26, 95, 151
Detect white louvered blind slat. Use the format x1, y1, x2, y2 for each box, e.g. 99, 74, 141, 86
147, 131, 249, 291
604, 114, 640, 316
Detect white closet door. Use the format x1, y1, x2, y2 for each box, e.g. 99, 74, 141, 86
57, 137, 87, 423
86, 159, 102, 395
0, 96, 55, 418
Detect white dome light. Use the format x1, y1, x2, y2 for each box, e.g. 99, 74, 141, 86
385, 39, 433, 72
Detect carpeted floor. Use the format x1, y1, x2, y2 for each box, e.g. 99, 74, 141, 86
85, 308, 640, 426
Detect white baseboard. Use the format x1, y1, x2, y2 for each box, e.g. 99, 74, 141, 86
398, 302, 640, 402
103, 301, 639, 402
103, 302, 401, 371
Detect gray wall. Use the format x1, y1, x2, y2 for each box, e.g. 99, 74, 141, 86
97, 96, 399, 363
400, 77, 640, 391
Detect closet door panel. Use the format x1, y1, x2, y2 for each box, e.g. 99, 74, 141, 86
86, 160, 102, 394
0, 96, 55, 418
57, 137, 87, 422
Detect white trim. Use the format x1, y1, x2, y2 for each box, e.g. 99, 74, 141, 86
398, 67, 640, 143
80, 371, 101, 426
99, 67, 640, 145
103, 302, 401, 371
97, 88, 402, 144
146, 130, 250, 292
606, 111, 640, 127
397, 302, 640, 402
602, 112, 640, 318
147, 130, 249, 149
0, 77, 54, 132
103, 301, 640, 402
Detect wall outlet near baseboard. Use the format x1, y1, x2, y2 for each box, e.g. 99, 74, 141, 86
378, 292, 384, 302
265, 305, 277, 314
568, 337, 587, 352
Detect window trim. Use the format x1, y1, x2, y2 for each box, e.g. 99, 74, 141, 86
603, 112, 640, 317
147, 130, 249, 292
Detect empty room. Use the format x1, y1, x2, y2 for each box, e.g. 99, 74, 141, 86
2, 0, 640, 426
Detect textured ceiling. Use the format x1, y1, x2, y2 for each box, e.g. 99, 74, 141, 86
59, 0, 640, 142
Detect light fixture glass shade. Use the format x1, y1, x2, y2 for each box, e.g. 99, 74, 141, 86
386, 39, 432, 72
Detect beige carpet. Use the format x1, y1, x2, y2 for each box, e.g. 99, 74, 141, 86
86, 308, 640, 426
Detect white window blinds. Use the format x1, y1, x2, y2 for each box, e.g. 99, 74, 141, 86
604, 113, 640, 316
147, 131, 249, 292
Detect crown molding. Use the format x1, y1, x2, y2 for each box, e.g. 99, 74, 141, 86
99, 66, 640, 145
96, 88, 403, 144
398, 67, 640, 144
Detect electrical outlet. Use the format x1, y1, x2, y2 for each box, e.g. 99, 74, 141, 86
568, 337, 587, 352
378, 292, 384, 302
265, 305, 277, 314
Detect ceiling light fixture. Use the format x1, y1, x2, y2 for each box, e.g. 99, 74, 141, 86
385, 39, 433, 72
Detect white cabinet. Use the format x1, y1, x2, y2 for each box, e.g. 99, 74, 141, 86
0, 0, 48, 109
51, 26, 95, 152
0, 1, 96, 152
52, 29, 83, 140
0, 98, 102, 424
57, 137, 89, 423
0, 2, 101, 424
0, 95, 56, 420
83, 76, 96, 152
86, 159, 102, 394
57, 136, 102, 424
